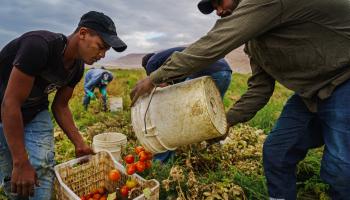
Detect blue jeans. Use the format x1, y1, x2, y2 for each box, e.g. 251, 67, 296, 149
154, 70, 232, 162
0, 110, 55, 200
208, 70, 232, 99
263, 81, 350, 200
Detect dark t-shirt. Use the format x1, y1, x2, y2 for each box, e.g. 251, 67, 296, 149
0, 30, 84, 124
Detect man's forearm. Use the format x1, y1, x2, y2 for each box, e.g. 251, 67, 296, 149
226, 59, 276, 126
52, 104, 84, 146
1, 102, 29, 165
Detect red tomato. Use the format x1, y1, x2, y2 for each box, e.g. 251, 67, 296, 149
145, 160, 152, 169
138, 151, 148, 162
97, 187, 105, 194
93, 193, 101, 199
124, 154, 135, 164
145, 151, 153, 160
108, 169, 121, 181
135, 161, 146, 173
86, 193, 93, 198
126, 164, 137, 175
135, 146, 145, 154
80, 196, 87, 200
120, 185, 129, 197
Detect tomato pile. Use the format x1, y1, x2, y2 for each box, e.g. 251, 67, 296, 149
80, 146, 153, 200
125, 146, 153, 175
80, 187, 108, 200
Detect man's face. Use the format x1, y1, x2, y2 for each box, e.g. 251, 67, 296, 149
211, 0, 238, 18
78, 28, 111, 65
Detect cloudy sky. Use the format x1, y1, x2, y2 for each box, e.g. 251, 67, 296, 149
0, 0, 218, 62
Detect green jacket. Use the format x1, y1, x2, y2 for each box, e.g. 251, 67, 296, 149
149, 0, 350, 126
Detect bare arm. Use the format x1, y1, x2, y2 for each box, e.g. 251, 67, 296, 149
51, 86, 93, 157
1, 67, 38, 197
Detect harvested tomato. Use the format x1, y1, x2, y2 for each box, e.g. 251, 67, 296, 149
126, 163, 137, 175
135, 146, 145, 154
145, 151, 153, 160
124, 154, 134, 164
135, 161, 146, 173
145, 160, 152, 169
120, 185, 129, 197
86, 193, 94, 198
126, 178, 138, 189
108, 169, 121, 181
93, 193, 101, 199
92, 188, 99, 194
99, 196, 107, 200
80, 196, 87, 200
138, 151, 148, 162
97, 187, 105, 194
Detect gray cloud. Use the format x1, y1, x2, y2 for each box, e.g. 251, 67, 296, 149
0, 0, 218, 62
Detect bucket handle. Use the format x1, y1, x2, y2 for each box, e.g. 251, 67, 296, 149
144, 86, 158, 135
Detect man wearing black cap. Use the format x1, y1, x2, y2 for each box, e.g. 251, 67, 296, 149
0, 11, 126, 199
131, 0, 350, 199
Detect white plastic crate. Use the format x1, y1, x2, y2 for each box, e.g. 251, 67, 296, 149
54, 151, 159, 200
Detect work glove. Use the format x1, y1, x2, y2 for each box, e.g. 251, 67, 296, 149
100, 87, 107, 97
87, 91, 96, 100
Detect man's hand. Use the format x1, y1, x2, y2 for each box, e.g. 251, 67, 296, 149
11, 161, 39, 197
75, 143, 94, 158
206, 118, 231, 146
130, 77, 155, 106
87, 91, 96, 100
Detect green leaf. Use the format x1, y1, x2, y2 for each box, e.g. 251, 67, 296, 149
107, 192, 116, 200
143, 187, 152, 199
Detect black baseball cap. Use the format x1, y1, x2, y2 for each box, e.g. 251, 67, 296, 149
142, 53, 155, 68
198, 0, 214, 14
79, 11, 127, 52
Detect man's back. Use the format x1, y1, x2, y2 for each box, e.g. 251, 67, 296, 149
146, 47, 232, 77
85, 68, 113, 84
245, 0, 350, 101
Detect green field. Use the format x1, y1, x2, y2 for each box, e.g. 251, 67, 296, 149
0, 69, 330, 200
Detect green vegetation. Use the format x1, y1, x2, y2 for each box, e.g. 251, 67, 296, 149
0, 69, 330, 199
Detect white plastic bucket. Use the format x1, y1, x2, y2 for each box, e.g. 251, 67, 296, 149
92, 132, 127, 161
109, 97, 123, 112
131, 76, 227, 154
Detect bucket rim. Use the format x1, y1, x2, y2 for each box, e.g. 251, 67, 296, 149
93, 132, 127, 142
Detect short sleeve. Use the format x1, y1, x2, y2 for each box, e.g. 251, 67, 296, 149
67, 61, 84, 87
13, 36, 49, 76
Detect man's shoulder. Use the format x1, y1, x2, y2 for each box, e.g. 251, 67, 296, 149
20, 30, 64, 42
13, 31, 66, 58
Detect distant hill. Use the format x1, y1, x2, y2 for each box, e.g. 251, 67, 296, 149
225, 45, 251, 74
101, 53, 145, 69
101, 46, 251, 73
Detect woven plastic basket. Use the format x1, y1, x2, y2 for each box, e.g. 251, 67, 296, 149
54, 151, 159, 200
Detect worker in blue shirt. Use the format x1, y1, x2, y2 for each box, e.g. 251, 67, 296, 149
142, 46, 233, 162
83, 67, 113, 111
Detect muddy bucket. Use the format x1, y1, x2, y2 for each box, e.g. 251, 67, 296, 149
131, 76, 227, 154
92, 132, 127, 161
109, 97, 123, 112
